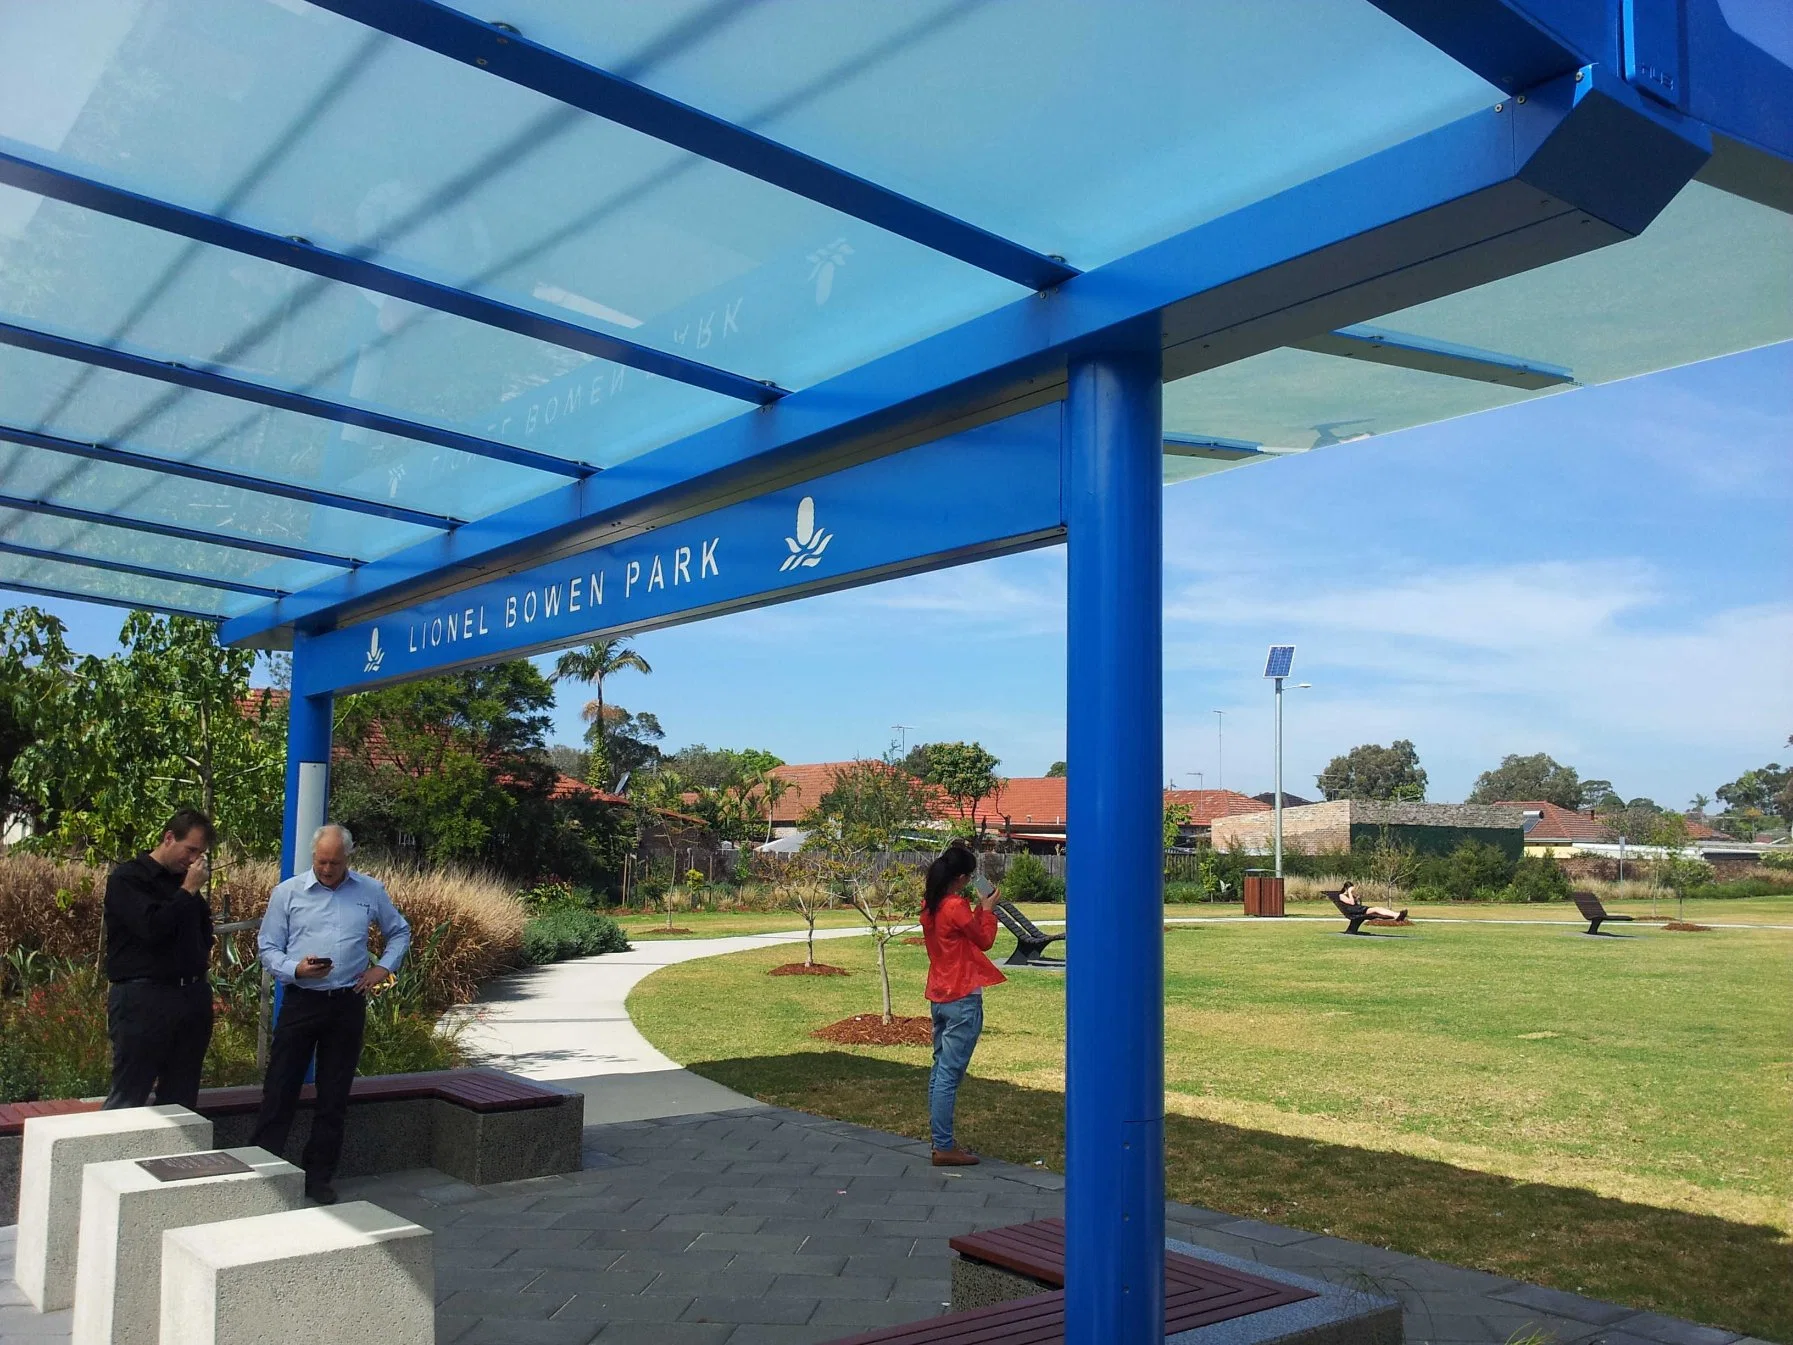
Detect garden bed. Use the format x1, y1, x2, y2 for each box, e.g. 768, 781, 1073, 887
812, 1014, 932, 1046
769, 963, 849, 976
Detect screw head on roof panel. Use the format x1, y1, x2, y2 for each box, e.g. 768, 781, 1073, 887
489, 21, 520, 34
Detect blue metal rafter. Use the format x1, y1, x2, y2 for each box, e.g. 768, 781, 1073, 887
0, 321, 592, 480
0, 540, 284, 599
1161, 434, 1265, 461
0, 148, 784, 405
222, 64, 1710, 645
0, 578, 226, 622
1295, 326, 1576, 388
307, 0, 1079, 293
0, 493, 360, 569
0, 424, 463, 531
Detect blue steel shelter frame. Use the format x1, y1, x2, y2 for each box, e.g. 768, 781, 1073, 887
4, 2, 1790, 1339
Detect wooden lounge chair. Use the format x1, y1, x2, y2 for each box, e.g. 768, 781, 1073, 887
995, 899, 1066, 967
1572, 890, 1634, 935
1323, 890, 1372, 935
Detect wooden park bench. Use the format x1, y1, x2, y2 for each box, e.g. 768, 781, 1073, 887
1323, 889, 1373, 936
995, 900, 1066, 967
1572, 890, 1635, 936
818, 1217, 1316, 1343
1, 1067, 579, 1220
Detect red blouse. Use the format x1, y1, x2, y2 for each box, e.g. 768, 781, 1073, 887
920, 893, 1007, 1003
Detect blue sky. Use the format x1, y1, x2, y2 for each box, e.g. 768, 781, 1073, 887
23, 340, 1792, 809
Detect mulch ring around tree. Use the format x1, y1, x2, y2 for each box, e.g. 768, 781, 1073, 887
1663, 921, 1714, 932
1368, 917, 1415, 927
813, 1014, 933, 1046
638, 927, 694, 935
902, 936, 927, 945
769, 962, 850, 976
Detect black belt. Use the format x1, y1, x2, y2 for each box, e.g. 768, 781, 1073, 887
288, 984, 362, 998
114, 975, 207, 988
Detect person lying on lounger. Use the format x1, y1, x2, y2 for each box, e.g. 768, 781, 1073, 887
1337, 882, 1408, 923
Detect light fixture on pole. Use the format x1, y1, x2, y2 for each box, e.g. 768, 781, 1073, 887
1263, 646, 1296, 879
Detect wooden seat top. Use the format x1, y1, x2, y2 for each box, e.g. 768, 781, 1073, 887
824, 1218, 1315, 1343
0, 1068, 565, 1136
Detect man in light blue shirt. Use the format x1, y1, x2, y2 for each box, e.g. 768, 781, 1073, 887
252, 823, 410, 1203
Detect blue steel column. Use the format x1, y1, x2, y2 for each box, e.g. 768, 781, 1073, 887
280, 645, 334, 881
1065, 339, 1165, 1343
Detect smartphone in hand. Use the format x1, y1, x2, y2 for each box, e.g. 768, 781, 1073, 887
970, 874, 995, 901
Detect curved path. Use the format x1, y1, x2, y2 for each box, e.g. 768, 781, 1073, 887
449, 926, 867, 1125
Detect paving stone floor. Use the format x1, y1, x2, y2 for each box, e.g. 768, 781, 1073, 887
1, 1105, 1772, 1345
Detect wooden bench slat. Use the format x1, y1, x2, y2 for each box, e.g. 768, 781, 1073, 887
0, 1069, 567, 1135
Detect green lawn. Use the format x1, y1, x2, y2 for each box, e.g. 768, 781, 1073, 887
630, 917, 1793, 1340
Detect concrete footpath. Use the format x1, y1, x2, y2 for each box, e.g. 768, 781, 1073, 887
444, 927, 869, 1126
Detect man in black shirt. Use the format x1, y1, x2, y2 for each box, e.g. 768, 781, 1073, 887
102, 808, 216, 1110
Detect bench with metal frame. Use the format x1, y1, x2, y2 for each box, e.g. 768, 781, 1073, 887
1572, 890, 1635, 936
995, 899, 1066, 967
1323, 890, 1373, 936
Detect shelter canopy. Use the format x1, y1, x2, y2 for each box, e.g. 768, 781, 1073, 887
0, 0, 1787, 623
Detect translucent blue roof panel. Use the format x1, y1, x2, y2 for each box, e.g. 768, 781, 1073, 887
0, 343, 570, 525
1164, 179, 1793, 457
0, 445, 432, 564
0, 548, 243, 618
477, 0, 1502, 269
0, 0, 1031, 393
0, 505, 338, 613
0, 188, 742, 472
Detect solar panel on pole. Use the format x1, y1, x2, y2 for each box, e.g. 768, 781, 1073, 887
1264, 645, 1296, 679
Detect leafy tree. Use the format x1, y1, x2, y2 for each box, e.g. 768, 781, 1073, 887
1688, 792, 1712, 816
1715, 750, 1792, 827
1467, 752, 1582, 808
1579, 778, 1618, 811
897, 743, 931, 779
547, 744, 589, 780
922, 742, 1003, 834
1600, 800, 1691, 849
1506, 854, 1570, 903
801, 752, 934, 853
1045, 761, 1067, 778
1315, 740, 1427, 802
552, 638, 651, 782
1656, 854, 1715, 920
586, 707, 664, 787
1163, 801, 1192, 849
1001, 852, 1061, 903
660, 744, 783, 790
14, 613, 284, 868
0, 608, 78, 837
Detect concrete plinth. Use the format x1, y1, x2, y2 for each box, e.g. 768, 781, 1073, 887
160, 1201, 433, 1345
72, 1147, 302, 1345
13, 1105, 211, 1311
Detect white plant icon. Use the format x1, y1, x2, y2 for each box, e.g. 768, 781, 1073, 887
805, 239, 853, 305
364, 627, 384, 673
781, 496, 832, 572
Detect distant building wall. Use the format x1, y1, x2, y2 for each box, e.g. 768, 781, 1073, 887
1212, 800, 1525, 860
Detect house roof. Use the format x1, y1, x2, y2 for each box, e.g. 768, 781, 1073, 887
1163, 790, 1274, 826
1500, 800, 1608, 844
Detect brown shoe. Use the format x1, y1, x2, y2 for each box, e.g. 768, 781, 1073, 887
932, 1148, 980, 1167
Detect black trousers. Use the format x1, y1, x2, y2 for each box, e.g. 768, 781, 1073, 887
250, 986, 367, 1185
103, 980, 212, 1110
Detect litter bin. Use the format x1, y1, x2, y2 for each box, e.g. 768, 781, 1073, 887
1242, 868, 1286, 917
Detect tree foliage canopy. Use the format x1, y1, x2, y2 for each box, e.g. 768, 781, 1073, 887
1315, 740, 1427, 802
801, 754, 933, 853
1467, 752, 1582, 808
920, 741, 1002, 831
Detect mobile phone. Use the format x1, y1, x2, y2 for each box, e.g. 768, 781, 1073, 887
309, 956, 333, 970
971, 874, 995, 899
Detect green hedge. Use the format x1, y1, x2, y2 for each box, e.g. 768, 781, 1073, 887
1681, 876, 1793, 900
522, 910, 631, 964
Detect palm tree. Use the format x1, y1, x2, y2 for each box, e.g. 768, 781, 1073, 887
755, 770, 794, 844
553, 638, 651, 773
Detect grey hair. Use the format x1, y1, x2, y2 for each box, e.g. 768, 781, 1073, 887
311, 823, 355, 855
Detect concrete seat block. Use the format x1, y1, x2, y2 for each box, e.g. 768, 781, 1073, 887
13, 1105, 212, 1311
72, 1147, 302, 1345
159, 1200, 433, 1345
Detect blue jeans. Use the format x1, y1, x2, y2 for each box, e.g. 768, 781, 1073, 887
929, 992, 984, 1152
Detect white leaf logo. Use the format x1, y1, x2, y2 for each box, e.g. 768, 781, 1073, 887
364, 627, 385, 673
780, 496, 832, 572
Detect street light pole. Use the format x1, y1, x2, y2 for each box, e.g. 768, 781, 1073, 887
1213, 710, 1225, 791
1274, 676, 1284, 879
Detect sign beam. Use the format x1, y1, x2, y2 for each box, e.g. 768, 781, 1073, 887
297, 404, 1063, 695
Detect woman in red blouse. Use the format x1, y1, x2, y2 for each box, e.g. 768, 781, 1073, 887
919, 844, 1007, 1166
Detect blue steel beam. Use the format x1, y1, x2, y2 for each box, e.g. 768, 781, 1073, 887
1295, 326, 1576, 388
1161, 434, 1264, 460
1, 424, 463, 530
0, 493, 360, 569
0, 539, 284, 599
0, 579, 225, 622
308, 0, 1078, 293
1363, 1, 1600, 92
0, 148, 783, 405
0, 321, 592, 479
223, 65, 1710, 645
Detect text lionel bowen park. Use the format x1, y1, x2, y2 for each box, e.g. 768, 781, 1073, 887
296, 405, 1064, 696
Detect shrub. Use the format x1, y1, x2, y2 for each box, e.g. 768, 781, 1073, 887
1002, 853, 1058, 903
1760, 849, 1793, 872
1681, 875, 1793, 899
1656, 855, 1716, 896
522, 909, 631, 964
1505, 854, 1571, 903
1415, 839, 1516, 901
